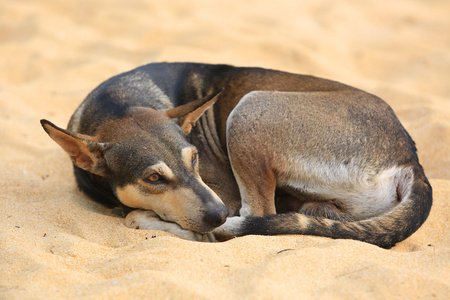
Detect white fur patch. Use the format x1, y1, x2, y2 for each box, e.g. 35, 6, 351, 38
279, 161, 413, 220
239, 202, 252, 217
213, 216, 245, 236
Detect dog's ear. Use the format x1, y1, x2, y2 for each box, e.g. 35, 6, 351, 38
165, 88, 224, 134
40, 120, 110, 176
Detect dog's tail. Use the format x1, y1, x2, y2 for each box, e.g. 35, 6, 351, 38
233, 166, 432, 248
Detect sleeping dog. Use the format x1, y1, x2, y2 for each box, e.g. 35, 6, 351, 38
41, 62, 432, 248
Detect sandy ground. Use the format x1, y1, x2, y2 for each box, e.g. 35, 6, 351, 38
1, 0, 449, 299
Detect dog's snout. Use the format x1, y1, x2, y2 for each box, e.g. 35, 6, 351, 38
203, 205, 228, 228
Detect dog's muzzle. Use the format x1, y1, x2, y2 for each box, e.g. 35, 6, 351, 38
203, 205, 228, 228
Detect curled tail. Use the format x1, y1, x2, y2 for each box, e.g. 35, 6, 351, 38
234, 166, 432, 249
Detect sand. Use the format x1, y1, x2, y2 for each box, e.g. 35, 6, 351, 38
1, 0, 449, 299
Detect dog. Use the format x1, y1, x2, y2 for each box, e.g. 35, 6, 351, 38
41, 62, 432, 248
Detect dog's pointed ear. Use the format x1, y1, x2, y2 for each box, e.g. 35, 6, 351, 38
40, 119, 110, 176
165, 88, 224, 135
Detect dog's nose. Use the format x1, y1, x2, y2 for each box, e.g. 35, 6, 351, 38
203, 205, 228, 228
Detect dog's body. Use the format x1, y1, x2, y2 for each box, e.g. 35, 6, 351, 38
41, 62, 432, 248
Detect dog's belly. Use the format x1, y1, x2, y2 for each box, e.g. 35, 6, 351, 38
276, 164, 403, 220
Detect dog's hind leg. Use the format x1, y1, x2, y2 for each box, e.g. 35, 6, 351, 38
217, 91, 432, 248
227, 154, 277, 217
225, 92, 286, 218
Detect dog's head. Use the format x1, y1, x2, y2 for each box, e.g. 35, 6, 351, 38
41, 91, 228, 233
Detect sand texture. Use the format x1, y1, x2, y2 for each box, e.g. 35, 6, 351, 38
1, 0, 449, 299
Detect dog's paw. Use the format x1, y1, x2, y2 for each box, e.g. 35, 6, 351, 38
212, 216, 245, 239
125, 209, 209, 242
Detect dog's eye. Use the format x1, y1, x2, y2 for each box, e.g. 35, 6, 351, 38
191, 152, 198, 164
147, 173, 161, 183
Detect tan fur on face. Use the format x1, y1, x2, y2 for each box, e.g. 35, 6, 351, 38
116, 183, 213, 232
143, 161, 175, 181
181, 147, 197, 171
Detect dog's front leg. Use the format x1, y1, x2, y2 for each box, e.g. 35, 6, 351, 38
125, 209, 209, 242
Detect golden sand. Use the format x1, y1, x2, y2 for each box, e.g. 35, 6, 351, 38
1, 0, 449, 298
